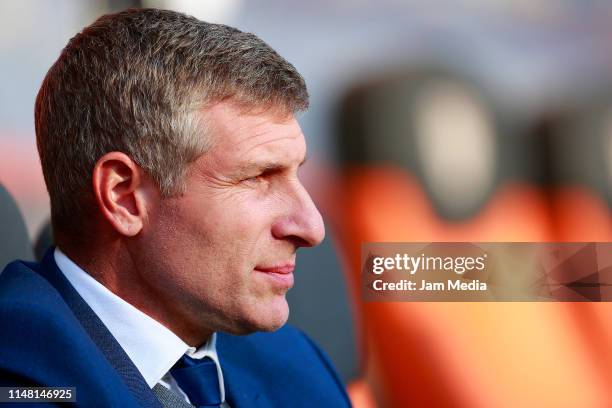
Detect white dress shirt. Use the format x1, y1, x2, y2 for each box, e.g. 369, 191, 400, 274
54, 248, 228, 406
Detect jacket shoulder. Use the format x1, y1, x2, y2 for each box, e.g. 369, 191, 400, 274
0, 260, 84, 348
1, 260, 67, 308
0, 261, 139, 407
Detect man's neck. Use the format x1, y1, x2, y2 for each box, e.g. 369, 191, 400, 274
57, 243, 212, 347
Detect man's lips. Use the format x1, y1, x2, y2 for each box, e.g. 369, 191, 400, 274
254, 264, 295, 274
254, 263, 295, 288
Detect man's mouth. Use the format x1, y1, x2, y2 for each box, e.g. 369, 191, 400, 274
254, 264, 295, 274
254, 263, 295, 288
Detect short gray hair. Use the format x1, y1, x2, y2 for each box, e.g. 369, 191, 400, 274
35, 8, 308, 240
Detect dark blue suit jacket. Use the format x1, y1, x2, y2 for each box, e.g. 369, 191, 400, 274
0, 250, 351, 407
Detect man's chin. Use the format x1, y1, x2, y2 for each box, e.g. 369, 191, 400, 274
227, 299, 289, 335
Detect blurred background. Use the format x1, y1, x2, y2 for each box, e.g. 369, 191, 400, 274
3, 0, 612, 407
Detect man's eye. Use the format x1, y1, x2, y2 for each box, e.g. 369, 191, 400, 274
242, 175, 264, 184
240, 169, 278, 186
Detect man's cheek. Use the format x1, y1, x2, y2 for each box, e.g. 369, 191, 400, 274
232, 204, 270, 235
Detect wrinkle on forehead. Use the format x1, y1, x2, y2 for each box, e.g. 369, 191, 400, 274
195, 101, 306, 172
241, 134, 304, 156
202, 101, 298, 147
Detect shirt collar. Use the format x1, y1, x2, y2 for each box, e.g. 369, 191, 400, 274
53, 248, 223, 393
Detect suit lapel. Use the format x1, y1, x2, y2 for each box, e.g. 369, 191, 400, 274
38, 248, 162, 408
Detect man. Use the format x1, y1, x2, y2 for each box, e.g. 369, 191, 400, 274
0, 8, 351, 408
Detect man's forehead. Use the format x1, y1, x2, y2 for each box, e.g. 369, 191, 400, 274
230, 133, 307, 174
201, 101, 307, 168
205, 102, 300, 137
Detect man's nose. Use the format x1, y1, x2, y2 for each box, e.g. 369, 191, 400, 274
271, 181, 325, 248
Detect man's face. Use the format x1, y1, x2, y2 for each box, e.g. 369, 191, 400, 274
139, 102, 325, 337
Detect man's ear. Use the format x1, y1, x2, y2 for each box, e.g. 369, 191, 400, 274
92, 152, 152, 237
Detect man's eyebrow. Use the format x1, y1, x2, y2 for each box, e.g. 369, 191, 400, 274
236, 155, 308, 176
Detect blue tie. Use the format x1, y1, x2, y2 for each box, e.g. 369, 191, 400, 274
170, 355, 222, 407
